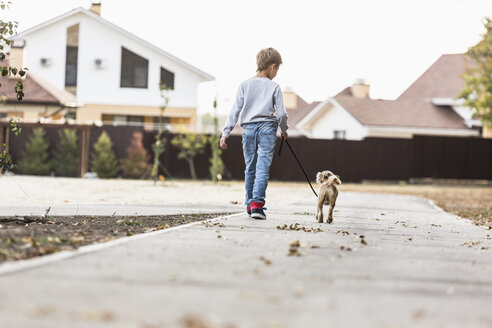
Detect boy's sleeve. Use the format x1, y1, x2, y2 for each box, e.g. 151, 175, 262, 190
222, 83, 245, 138
274, 86, 289, 135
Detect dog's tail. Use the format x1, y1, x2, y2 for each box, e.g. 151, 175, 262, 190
316, 172, 342, 185
327, 175, 342, 186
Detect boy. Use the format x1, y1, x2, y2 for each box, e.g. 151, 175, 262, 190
220, 47, 288, 220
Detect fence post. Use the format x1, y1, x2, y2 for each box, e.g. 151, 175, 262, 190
0, 125, 9, 152
78, 127, 90, 177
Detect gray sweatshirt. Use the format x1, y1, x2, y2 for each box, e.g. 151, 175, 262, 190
222, 76, 289, 137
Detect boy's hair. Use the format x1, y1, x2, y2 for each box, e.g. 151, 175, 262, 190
256, 47, 282, 72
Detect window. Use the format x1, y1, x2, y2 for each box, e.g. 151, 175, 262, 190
333, 130, 346, 139
65, 24, 79, 89
153, 116, 170, 124
160, 67, 175, 90
120, 47, 148, 88
65, 46, 78, 86
0, 113, 7, 119
65, 110, 76, 120
127, 115, 144, 123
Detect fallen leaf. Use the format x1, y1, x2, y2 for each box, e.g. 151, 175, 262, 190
289, 240, 300, 247
412, 309, 426, 319
259, 256, 272, 265
288, 240, 302, 256
70, 236, 85, 243
461, 241, 480, 247
277, 223, 322, 233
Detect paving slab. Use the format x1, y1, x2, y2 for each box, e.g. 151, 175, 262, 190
0, 192, 491, 328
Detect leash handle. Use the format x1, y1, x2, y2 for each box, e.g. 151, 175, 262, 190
278, 137, 318, 198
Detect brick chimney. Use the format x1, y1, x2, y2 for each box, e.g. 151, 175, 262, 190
8, 40, 25, 77
282, 87, 298, 110
350, 79, 370, 98
90, 1, 101, 15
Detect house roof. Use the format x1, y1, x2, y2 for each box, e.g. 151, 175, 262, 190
397, 54, 468, 101
12, 7, 214, 81
288, 100, 320, 128
0, 67, 78, 107
333, 93, 468, 129
329, 54, 470, 129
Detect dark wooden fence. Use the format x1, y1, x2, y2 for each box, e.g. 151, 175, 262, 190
4, 124, 492, 182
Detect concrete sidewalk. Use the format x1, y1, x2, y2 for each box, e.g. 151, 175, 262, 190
0, 192, 491, 328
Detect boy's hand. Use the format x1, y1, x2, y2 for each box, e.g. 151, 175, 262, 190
282, 132, 288, 140
220, 136, 228, 150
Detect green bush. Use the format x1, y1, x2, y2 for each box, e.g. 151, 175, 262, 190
91, 131, 119, 178
52, 128, 78, 177
19, 127, 51, 175
171, 132, 207, 180
121, 132, 149, 179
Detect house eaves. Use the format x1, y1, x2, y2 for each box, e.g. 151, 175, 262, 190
295, 97, 364, 131
295, 98, 330, 130
12, 7, 215, 81
431, 98, 464, 107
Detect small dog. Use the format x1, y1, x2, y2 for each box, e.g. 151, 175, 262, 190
315, 170, 341, 224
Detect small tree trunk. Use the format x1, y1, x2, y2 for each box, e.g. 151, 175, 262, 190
187, 157, 197, 180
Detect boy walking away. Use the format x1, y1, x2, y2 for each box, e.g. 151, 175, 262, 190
220, 48, 288, 220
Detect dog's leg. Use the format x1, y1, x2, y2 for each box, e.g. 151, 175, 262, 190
327, 191, 338, 224
316, 198, 324, 223
327, 204, 334, 224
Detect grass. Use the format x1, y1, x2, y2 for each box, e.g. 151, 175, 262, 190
341, 183, 492, 227
115, 217, 141, 226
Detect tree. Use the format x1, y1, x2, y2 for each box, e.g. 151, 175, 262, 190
121, 131, 149, 179
91, 131, 119, 178
18, 127, 51, 175
52, 128, 78, 177
0, 1, 27, 100
459, 17, 492, 128
150, 81, 171, 183
0, 0, 27, 173
208, 97, 225, 182
171, 130, 207, 180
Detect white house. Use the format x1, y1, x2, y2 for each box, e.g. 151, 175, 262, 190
9, 2, 214, 130
296, 55, 485, 139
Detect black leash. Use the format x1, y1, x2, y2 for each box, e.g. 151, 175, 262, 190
278, 137, 318, 197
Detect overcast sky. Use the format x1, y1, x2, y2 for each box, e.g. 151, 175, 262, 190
4, 0, 492, 114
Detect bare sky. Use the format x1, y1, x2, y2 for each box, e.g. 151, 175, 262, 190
4, 0, 492, 114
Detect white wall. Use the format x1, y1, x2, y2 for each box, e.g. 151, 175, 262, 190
22, 11, 210, 108
308, 101, 367, 140
367, 126, 480, 138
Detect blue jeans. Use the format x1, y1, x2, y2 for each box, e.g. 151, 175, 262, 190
242, 121, 278, 206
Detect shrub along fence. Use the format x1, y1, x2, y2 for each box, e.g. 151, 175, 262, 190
2, 123, 492, 182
